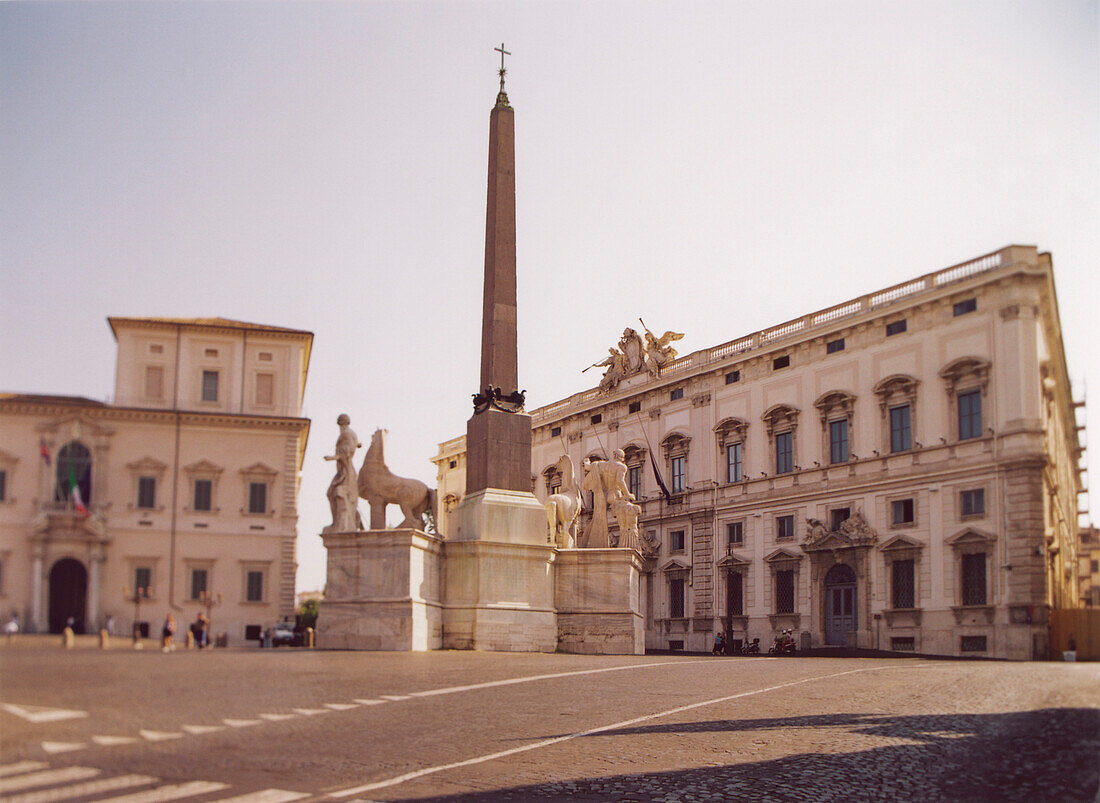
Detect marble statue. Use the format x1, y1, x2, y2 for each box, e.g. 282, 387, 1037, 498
640, 319, 684, 377
589, 322, 685, 392
581, 449, 639, 550
587, 348, 628, 393
545, 454, 582, 548
358, 428, 437, 532
619, 328, 645, 374
323, 414, 364, 533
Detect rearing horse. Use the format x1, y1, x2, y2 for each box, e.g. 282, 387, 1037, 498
358, 428, 437, 532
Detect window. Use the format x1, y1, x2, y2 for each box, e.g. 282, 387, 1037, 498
726, 442, 743, 483
248, 482, 267, 514
201, 370, 219, 402
776, 515, 795, 541
670, 388, 684, 401
190, 569, 208, 601
145, 366, 164, 399
960, 489, 985, 517
255, 373, 274, 406
886, 319, 907, 336
953, 298, 977, 316
891, 499, 915, 525
670, 530, 685, 552
775, 431, 793, 474
727, 521, 743, 546
137, 477, 156, 510
448, 460, 456, 469
890, 405, 912, 452
727, 571, 744, 615
830, 508, 850, 532
56, 441, 92, 505
204, 348, 219, 358
134, 567, 152, 594
669, 578, 685, 618
960, 635, 987, 652
892, 559, 915, 608
891, 636, 915, 651
590, 414, 602, 425
958, 390, 982, 440
775, 570, 795, 613
628, 401, 641, 414
829, 420, 849, 464
773, 355, 790, 370
1091, 559, 1099, 573
628, 466, 642, 500
150, 343, 164, 354
0, 470, 6, 502
826, 338, 845, 354
961, 553, 987, 605
246, 571, 264, 602
725, 370, 740, 384
671, 456, 685, 493
258, 352, 273, 361
193, 479, 213, 512
551, 426, 561, 437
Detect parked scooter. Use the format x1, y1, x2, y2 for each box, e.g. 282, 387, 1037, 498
768, 629, 797, 655
741, 637, 761, 655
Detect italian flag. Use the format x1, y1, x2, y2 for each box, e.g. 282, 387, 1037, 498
68, 460, 88, 517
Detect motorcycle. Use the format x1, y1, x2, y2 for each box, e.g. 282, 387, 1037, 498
741, 637, 761, 655
768, 629, 797, 655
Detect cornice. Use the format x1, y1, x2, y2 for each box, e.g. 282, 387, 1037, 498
0, 399, 309, 431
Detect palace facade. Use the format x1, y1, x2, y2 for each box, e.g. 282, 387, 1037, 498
434, 245, 1085, 660
0, 317, 312, 644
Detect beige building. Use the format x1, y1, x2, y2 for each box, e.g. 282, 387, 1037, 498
1079, 527, 1100, 607
0, 317, 312, 644
435, 245, 1085, 660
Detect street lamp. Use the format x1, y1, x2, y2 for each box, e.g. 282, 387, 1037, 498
123, 584, 152, 646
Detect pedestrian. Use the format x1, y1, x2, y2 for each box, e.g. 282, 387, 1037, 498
4, 613, 19, 643
104, 614, 115, 636
713, 632, 725, 656
161, 613, 176, 652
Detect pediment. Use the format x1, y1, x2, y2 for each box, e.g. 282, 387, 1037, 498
239, 462, 278, 478
126, 456, 168, 473
183, 460, 224, 476
659, 557, 692, 573
37, 415, 114, 440
802, 531, 861, 552
717, 551, 752, 568
946, 527, 996, 546
765, 548, 802, 563
880, 534, 925, 552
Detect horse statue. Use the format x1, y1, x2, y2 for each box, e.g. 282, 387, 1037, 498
545, 454, 582, 548
358, 428, 437, 532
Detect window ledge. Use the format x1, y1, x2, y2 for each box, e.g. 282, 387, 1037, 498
883, 608, 923, 626
951, 605, 994, 625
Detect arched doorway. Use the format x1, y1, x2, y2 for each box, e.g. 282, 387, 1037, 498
824, 563, 856, 646
48, 558, 87, 633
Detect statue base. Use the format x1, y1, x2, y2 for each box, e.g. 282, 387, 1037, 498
555, 548, 645, 655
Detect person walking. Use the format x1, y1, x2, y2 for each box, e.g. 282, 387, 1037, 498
4, 613, 19, 643
161, 613, 176, 652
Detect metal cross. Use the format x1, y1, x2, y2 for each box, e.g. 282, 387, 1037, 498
495, 43, 511, 89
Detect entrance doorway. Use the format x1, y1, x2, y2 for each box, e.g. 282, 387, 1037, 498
824, 563, 856, 646
48, 558, 87, 634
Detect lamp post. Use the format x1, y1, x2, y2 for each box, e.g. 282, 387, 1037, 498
123, 584, 152, 647
197, 590, 222, 648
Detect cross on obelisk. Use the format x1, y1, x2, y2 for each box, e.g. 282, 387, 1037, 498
465, 45, 529, 495
495, 43, 511, 95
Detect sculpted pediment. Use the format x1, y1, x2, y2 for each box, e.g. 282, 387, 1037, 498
802, 509, 878, 551
183, 460, 224, 476
37, 415, 114, 441
764, 548, 802, 563
947, 527, 996, 547
126, 456, 168, 473
239, 462, 278, 478
659, 557, 692, 573
717, 551, 751, 568
880, 534, 925, 552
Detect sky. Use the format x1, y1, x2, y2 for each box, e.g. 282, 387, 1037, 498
2, 1, 1097, 594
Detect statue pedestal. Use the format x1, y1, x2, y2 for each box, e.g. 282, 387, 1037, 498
555, 548, 645, 655
318, 528, 442, 651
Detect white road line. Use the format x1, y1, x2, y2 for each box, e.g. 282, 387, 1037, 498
41, 741, 87, 754
378, 695, 411, 701
96, 780, 229, 802
352, 699, 384, 706
3, 773, 156, 803
0, 761, 47, 777
328, 663, 931, 798
292, 708, 329, 716
182, 724, 226, 735
0, 766, 99, 793
139, 729, 183, 741
323, 703, 358, 711
92, 735, 139, 746
259, 713, 298, 721
1, 703, 89, 724
214, 789, 310, 803
223, 719, 263, 727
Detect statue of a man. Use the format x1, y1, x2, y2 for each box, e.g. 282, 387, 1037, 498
324, 414, 363, 532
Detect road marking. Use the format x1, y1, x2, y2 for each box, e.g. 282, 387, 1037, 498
223, 718, 263, 727
138, 729, 182, 741
379, 694, 412, 701
41, 741, 87, 754
291, 708, 329, 716
353, 699, 385, 706
259, 713, 298, 721
0, 761, 48, 777
3, 773, 156, 803
2, 703, 89, 724
0, 766, 99, 793
182, 724, 225, 735
328, 663, 930, 797
324, 703, 358, 711
215, 790, 310, 802
92, 735, 138, 747
96, 780, 228, 802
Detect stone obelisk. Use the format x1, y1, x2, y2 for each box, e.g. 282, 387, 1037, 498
444, 47, 555, 651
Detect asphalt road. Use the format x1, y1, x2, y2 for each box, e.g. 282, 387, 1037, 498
1, 639, 1098, 802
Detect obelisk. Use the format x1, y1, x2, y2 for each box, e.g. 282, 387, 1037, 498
465, 45, 532, 496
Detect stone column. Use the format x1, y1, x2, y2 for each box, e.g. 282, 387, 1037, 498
30, 544, 45, 632
87, 546, 104, 631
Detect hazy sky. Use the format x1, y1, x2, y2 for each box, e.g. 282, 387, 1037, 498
2, 1, 1097, 593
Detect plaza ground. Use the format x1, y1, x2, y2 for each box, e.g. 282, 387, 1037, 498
1, 638, 1097, 801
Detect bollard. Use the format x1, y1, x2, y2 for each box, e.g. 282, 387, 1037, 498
99, 629, 109, 649
306, 627, 315, 648
63, 627, 75, 649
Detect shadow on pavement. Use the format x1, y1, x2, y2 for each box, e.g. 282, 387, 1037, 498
403, 708, 1099, 802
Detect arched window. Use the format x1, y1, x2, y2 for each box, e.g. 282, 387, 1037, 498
56, 441, 92, 506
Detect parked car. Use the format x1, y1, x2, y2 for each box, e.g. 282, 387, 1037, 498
271, 621, 302, 647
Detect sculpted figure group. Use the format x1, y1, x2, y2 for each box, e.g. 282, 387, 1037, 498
587, 320, 684, 393
544, 449, 641, 551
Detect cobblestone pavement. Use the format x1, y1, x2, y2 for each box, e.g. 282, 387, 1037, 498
1, 639, 1097, 801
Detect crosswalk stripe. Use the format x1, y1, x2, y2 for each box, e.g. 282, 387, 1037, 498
95, 780, 229, 802
0, 766, 99, 793
41, 741, 87, 754
214, 789, 310, 803
0, 761, 48, 777
3, 772, 156, 803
